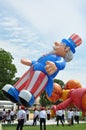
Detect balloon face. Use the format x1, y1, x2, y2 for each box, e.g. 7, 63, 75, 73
65, 80, 82, 90
46, 83, 62, 103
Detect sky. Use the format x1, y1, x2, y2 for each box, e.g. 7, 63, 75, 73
0, 0, 86, 87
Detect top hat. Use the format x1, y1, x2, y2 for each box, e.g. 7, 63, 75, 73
62, 33, 82, 53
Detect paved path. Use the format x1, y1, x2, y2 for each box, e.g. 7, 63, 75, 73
24, 118, 86, 126
1, 118, 86, 126
25, 118, 57, 125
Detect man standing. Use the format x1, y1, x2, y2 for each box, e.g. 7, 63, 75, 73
32, 108, 39, 126
39, 107, 47, 130
25, 108, 30, 121
56, 109, 64, 126
16, 106, 26, 130
46, 108, 51, 120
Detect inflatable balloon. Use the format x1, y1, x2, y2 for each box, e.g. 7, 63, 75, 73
2, 34, 82, 107
53, 88, 86, 112
65, 79, 82, 90
46, 83, 62, 103
52, 80, 86, 112
47, 80, 82, 102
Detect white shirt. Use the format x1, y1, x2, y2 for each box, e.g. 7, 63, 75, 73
17, 109, 26, 122
46, 109, 51, 114
2, 111, 6, 116
67, 110, 72, 119
34, 110, 39, 118
10, 111, 15, 116
75, 111, 80, 116
6, 112, 11, 120
26, 109, 30, 115
39, 110, 47, 119
56, 110, 63, 116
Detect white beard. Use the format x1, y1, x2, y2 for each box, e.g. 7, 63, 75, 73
64, 50, 73, 62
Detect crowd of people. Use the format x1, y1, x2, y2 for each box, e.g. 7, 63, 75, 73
0, 105, 82, 130
0, 108, 16, 124
0, 106, 30, 124
56, 107, 81, 126
31, 106, 81, 128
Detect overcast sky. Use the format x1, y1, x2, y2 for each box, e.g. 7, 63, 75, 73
0, 0, 86, 87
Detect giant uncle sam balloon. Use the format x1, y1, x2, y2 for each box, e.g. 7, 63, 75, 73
2, 33, 82, 107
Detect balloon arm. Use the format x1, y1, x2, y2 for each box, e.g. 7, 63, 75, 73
53, 98, 72, 111
21, 58, 32, 66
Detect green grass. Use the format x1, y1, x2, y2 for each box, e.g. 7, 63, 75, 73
2, 123, 86, 130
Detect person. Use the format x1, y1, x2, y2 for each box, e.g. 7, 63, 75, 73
32, 108, 39, 126
70, 108, 74, 125
67, 108, 73, 126
16, 106, 26, 130
46, 108, 51, 120
62, 109, 65, 122
39, 107, 47, 130
56, 109, 64, 126
2, 108, 6, 123
10, 108, 15, 123
25, 108, 30, 121
6, 109, 11, 124
74, 108, 80, 124
2, 33, 82, 107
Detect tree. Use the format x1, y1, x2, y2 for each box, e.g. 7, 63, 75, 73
54, 79, 65, 89
39, 79, 65, 106
0, 48, 17, 99
39, 91, 53, 107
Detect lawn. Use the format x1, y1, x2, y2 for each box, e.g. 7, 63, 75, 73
2, 123, 86, 130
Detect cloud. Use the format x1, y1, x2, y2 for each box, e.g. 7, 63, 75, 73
3, 0, 86, 40
0, 0, 86, 88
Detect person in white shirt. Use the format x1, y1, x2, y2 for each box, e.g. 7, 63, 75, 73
39, 107, 47, 130
56, 110, 64, 126
62, 110, 65, 122
10, 108, 15, 123
67, 108, 73, 126
70, 108, 74, 125
32, 108, 39, 126
6, 109, 11, 124
46, 108, 51, 120
2, 108, 6, 123
25, 108, 30, 121
74, 108, 80, 124
16, 106, 26, 130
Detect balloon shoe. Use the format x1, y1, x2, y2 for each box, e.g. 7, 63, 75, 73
19, 90, 35, 107
2, 84, 19, 103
